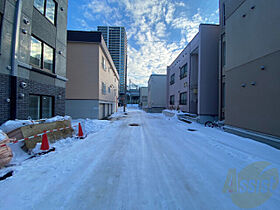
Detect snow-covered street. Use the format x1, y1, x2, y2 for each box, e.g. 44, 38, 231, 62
0, 108, 280, 210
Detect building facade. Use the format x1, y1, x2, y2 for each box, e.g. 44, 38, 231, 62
66, 31, 119, 119
97, 26, 127, 106
139, 87, 148, 108
167, 24, 220, 123
0, 0, 68, 124
147, 74, 167, 113
127, 88, 139, 104
219, 0, 280, 143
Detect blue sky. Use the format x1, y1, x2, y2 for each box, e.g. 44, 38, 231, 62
67, 0, 219, 86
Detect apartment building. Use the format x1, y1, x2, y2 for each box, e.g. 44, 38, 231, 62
66, 31, 119, 119
219, 0, 280, 145
139, 87, 148, 108
167, 24, 220, 123
0, 0, 68, 124
97, 26, 127, 106
147, 74, 167, 113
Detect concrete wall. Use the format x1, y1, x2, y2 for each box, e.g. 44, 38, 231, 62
198, 24, 220, 117
139, 87, 148, 108
148, 75, 166, 110
66, 42, 99, 100
223, 0, 280, 137
66, 100, 99, 119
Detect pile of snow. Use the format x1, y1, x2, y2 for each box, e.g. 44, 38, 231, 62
45, 116, 71, 123
0, 116, 72, 134
0, 120, 37, 133
72, 118, 110, 135
0, 130, 7, 141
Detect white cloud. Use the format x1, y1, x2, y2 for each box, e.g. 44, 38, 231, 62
79, 0, 219, 87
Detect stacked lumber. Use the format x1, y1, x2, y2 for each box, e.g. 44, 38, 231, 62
0, 132, 13, 168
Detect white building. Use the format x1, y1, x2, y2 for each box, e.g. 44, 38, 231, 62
147, 74, 167, 113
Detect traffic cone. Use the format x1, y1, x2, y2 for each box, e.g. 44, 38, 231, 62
40, 131, 50, 151
78, 123, 84, 138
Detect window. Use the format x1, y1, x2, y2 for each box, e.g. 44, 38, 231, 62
170, 73, 175, 85
29, 95, 53, 120
180, 63, 188, 79
102, 82, 106, 95
179, 92, 187, 105
170, 95, 175, 105
34, 0, 56, 25
108, 87, 111, 93
30, 36, 55, 72
102, 56, 106, 70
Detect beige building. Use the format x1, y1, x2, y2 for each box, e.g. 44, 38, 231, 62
219, 0, 280, 146
139, 87, 148, 108
66, 31, 119, 119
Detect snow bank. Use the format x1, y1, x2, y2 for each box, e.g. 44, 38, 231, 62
72, 118, 110, 135
44, 116, 71, 123
0, 130, 7, 141
0, 120, 37, 133
0, 116, 72, 134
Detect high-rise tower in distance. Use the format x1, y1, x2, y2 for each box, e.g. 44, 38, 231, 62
97, 26, 127, 106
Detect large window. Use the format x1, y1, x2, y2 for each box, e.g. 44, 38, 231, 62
34, 0, 56, 24
170, 73, 175, 85
180, 63, 188, 79
29, 95, 53, 120
179, 92, 187, 105
30, 36, 54, 72
170, 95, 175, 105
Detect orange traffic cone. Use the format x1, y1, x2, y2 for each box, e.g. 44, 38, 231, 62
78, 123, 84, 138
41, 131, 50, 150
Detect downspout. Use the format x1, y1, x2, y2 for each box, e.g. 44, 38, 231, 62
10, 0, 22, 119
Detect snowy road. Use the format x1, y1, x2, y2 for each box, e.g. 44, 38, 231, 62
0, 109, 280, 209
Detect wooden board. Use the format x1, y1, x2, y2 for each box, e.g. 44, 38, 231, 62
21, 120, 74, 150
0, 138, 13, 168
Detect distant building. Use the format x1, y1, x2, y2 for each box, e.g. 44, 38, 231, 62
0, 0, 68, 123
219, 0, 280, 144
167, 24, 220, 123
66, 31, 119, 119
139, 87, 148, 108
147, 74, 167, 113
127, 88, 140, 104
97, 26, 127, 106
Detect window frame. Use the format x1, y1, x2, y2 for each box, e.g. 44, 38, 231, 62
30, 35, 55, 73
170, 73, 175, 85
33, 0, 57, 26
29, 94, 54, 120
170, 95, 175, 105
180, 63, 188, 80
179, 92, 187, 105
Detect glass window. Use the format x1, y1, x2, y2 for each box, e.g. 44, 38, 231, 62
29, 95, 40, 120
29, 95, 53, 120
30, 36, 42, 67
46, 0, 56, 24
170, 73, 175, 85
179, 92, 187, 105
180, 63, 188, 79
170, 95, 175, 105
43, 44, 54, 72
42, 96, 53, 118
34, 0, 45, 14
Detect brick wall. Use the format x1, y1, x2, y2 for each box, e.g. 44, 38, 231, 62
16, 78, 65, 120
0, 74, 10, 124
0, 74, 65, 124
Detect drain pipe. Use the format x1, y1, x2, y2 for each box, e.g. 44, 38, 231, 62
10, 0, 22, 119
